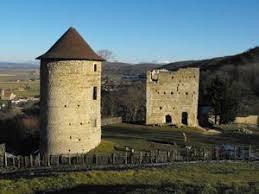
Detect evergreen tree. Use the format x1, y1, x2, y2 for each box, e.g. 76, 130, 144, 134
207, 75, 240, 124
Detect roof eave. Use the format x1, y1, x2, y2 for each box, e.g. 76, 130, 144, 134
36, 56, 106, 61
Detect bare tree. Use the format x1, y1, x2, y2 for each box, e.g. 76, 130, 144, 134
97, 49, 114, 61
118, 83, 146, 123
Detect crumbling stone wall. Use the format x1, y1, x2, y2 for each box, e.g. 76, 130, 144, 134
40, 60, 101, 155
0, 144, 5, 156
101, 117, 122, 126
146, 68, 199, 127
234, 115, 259, 126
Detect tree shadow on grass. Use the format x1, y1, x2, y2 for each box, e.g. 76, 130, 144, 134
39, 184, 184, 194
38, 183, 259, 194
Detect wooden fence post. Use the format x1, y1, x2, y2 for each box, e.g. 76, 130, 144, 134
176, 146, 179, 161
60, 155, 63, 166
82, 154, 84, 165
243, 146, 246, 160
68, 154, 71, 165
30, 155, 33, 167
203, 147, 206, 161
249, 145, 252, 161
17, 156, 20, 168
38, 154, 41, 167
130, 153, 134, 164
57, 155, 59, 166
155, 150, 158, 163
139, 152, 143, 165
12, 157, 15, 167
4, 153, 7, 168
76, 154, 79, 165
24, 156, 28, 167
215, 146, 219, 161
112, 153, 115, 165
95, 154, 98, 165
186, 147, 189, 162
234, 146, 237, 160
194, 147, 197, 161
125, 152, 127, 165
167, 151, 170, 162
47, 155, 50, 166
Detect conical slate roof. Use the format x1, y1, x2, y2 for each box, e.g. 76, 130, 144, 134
36, 27, 104, 61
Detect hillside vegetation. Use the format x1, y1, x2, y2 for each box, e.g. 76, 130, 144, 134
1, 162, 259, 194
0, 47, 258, 120
163, 47, 259, 116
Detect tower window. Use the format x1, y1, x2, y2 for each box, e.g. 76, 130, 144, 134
94, 64, 97, 72
93, 86, 97, 100
91, 119, 97, 127
93, 119, 97, 127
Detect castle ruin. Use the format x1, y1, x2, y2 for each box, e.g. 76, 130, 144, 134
37, 27, 104, 155
146, 68, 200, 127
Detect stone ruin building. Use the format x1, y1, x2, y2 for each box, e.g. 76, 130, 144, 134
146, 68, 200, 127
37, 27, 104, 155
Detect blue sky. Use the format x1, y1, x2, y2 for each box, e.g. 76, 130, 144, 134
0, 0, 258, 63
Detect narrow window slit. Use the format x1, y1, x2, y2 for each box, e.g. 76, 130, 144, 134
93, 87, 97, 100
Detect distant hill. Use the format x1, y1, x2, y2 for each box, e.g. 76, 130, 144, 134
102, 61, 161, 76
162, 47, 259, 70
0, 62, 39, 69
0, 61, 161, 75
162, 47, 259, 116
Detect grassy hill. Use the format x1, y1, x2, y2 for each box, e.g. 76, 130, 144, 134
163, 47, 259, 116
0, 47, 258, 117
102, 61, 161, 81
1, 122, 259, 193
1, 162, 259, 194
0, 62, 38, 69
163, 47, 259, 71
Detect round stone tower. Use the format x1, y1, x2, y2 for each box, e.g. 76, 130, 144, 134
37, 27, 104, 155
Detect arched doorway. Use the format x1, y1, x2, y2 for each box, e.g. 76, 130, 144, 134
165, 115, 172, 123
182, 112, 188, 125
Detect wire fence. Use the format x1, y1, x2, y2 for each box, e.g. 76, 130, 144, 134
0, 144, 256, 170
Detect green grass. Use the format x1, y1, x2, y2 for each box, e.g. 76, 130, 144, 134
93, 123, 259, 153
1, 162, 259, 194
0, 69, 39, 82
0, 69, 40, 97
0, 81, 39, 97
0, 114, 258, 194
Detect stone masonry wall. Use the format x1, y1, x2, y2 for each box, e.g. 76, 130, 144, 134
40, 60, 101, 155
146, 68, 199, 127
234, 115, 259, 126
